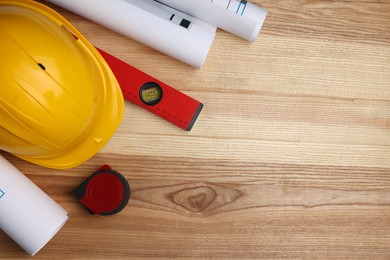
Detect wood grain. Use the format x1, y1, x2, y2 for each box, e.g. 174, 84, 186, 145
1, 0, 389, 259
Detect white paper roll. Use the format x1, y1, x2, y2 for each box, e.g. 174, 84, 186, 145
47, 0, 217, 68
156, 0, 267, 41
0, 155, 68, 256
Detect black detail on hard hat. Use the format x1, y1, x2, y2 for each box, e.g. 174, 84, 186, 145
37, 63, 46, 70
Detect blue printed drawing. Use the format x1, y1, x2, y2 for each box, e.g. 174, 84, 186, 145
236, 0, 247, 15
0, 189, 4, 199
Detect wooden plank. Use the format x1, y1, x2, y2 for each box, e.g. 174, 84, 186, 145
0, 0, 389, 258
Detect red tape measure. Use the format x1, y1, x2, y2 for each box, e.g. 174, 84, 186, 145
98, 48, 203, 131
73, 165, 130, 215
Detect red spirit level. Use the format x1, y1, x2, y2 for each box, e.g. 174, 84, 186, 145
98, 48, 203, 131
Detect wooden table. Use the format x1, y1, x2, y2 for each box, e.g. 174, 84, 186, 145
1, 1, 389, 258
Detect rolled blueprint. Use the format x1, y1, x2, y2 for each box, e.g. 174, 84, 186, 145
0, 155, 68, 256
48, 0, 216, 68
156, 0, 267, 41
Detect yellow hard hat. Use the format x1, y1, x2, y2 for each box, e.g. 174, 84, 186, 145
0, 0, 124, 169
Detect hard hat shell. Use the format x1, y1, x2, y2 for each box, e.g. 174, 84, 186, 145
0, 0, 124, 169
